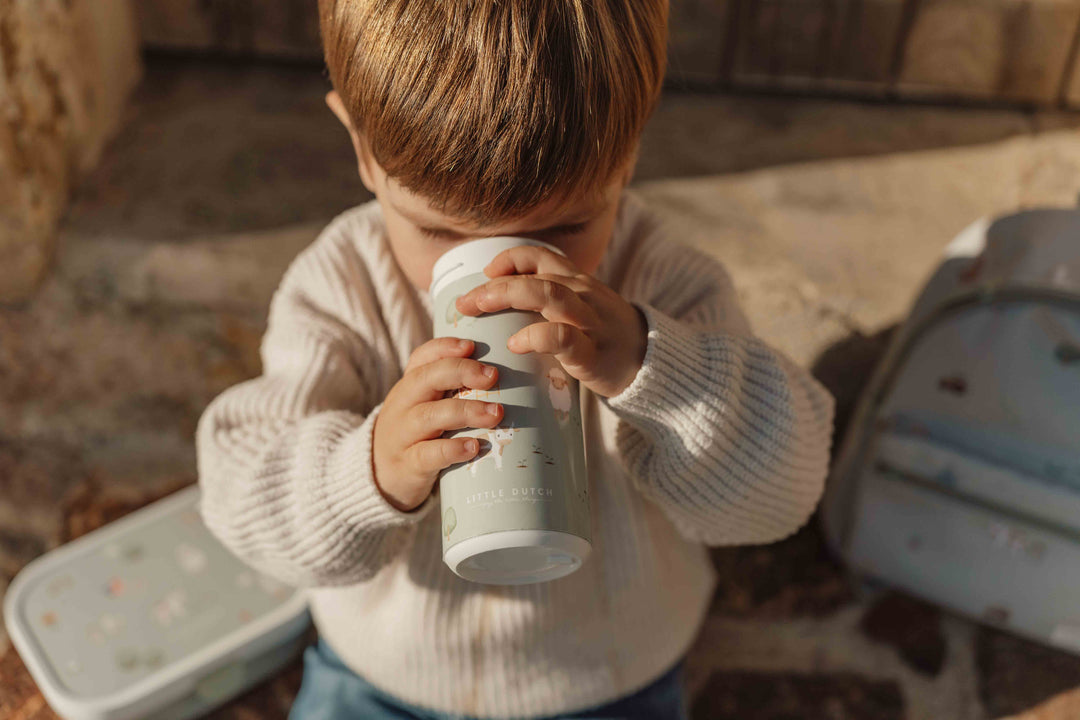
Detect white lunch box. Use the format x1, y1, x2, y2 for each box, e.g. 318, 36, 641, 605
3, 486, 310, 720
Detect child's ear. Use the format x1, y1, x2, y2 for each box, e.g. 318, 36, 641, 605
325, 90, 378, 194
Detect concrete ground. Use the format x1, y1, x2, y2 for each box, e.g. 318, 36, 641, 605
4, 57, 1080, 719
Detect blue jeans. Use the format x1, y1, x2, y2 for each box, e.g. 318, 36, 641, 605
289, 638, 690, 720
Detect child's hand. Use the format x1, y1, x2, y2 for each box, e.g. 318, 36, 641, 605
455, 245, 647, 398
372, 338, 504, 512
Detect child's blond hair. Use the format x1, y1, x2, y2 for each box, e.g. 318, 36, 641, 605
318, 0, 668, 223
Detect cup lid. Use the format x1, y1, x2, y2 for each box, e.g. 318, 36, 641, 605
428, 237, 566, 298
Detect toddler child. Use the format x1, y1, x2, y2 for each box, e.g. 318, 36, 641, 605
196, 1, 835, 718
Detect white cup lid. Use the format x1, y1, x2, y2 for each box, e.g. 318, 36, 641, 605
428, 237, 566, 298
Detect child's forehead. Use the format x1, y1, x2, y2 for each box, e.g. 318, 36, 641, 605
386, 175, 618, 234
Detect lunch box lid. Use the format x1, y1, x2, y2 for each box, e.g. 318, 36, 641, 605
3, 486, 310, 720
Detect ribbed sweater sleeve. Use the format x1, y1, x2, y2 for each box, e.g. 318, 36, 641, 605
196, 216, 434, 587
604, 220, 835, 546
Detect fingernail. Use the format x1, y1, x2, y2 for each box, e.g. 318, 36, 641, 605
458, 339, 471, 350
483, 365, 496, 379
507, 335, 520, 350
487, 403, 501, 416
465, 439, 478, 453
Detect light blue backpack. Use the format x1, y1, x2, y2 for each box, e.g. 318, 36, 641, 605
822, 208, 1080, 650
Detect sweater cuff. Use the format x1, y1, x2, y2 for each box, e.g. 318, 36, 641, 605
333, 404, 437, 528
603, 304, 709, 435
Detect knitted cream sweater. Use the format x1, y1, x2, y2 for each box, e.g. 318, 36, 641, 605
196, 191, 834, 719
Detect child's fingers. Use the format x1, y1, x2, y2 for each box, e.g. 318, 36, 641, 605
507, 322, 595, 368
484, 245, 578, 278
408, 398, 503, 441
406, 437, 481, 475
531, 272, 592, 292
405, 337, 473, 374
457, 277, 597, 328
402, 357, 498, 404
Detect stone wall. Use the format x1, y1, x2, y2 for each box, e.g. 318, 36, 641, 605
136, 0, 1080, 108
717, 0, 1080, 107
137, 0, 321, 60
0, 0, 141, 304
